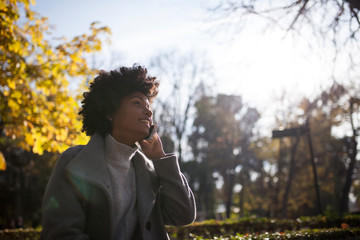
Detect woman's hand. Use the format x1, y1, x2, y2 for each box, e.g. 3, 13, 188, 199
139, 133, 166, 160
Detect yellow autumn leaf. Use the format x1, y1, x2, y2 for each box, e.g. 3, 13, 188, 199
0, 152, 6, 171
7, 79, 16, 89
25, 132, 34, 146
8, 98, 20, 111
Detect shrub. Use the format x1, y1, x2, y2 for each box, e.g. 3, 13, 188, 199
166, 215, 360, 239
1, 215, 360, 240
189, 228, 360, 240
0, 228, 41, 240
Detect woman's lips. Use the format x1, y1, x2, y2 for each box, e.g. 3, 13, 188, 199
138, 119, 150, 128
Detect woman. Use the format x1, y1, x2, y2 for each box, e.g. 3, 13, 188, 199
41, 65, 196, 240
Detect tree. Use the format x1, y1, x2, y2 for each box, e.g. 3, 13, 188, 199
149, 51, 213, 163
0, 0, 111, 227
248, 136, 280, 217
189, 94, 261, 218
340, 97, 359, 212
1, 0, 111, 155
210, 0, 359, 47
313, 83, 359, 213
187, 95, 217, 219
268, 82, 359, 217
299, 82, 359, 214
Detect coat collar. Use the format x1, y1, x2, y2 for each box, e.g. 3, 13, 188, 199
65, 132, 112, 198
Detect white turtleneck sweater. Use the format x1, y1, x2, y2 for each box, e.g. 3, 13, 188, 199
104, 134, 139, 240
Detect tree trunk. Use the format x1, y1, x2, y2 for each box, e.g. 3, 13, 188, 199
225, 172, 235, 218
204, 172, 215, 219
346, 0, 360, 10
340, 100, 358, 213
177, 138, 183, 163
340, 135, 357, 213
239, 182, 245, 217
239, 170, 249, 217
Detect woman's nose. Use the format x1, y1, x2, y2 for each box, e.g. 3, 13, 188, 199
145, 108, 152, 117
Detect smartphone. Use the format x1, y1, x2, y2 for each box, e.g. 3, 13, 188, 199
145, 124, 158, 140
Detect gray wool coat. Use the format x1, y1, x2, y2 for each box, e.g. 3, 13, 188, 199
41, 132, 196, 240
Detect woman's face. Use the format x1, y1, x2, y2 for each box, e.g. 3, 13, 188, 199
110, 91, 152, 146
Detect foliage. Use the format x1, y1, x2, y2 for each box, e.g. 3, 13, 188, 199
0, 0, 111, 155
242, 81, 360, 218
189, 228, 360, 240
0, 228, 41, 240
166, 215, 360, 239
183, 83, 357, 219
0, 151, 58, 228
187, 93, 261, 219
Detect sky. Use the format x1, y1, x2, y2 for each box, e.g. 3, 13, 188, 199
30, 0, 350, 132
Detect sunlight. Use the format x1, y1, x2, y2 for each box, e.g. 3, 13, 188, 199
209, 28, 333, 109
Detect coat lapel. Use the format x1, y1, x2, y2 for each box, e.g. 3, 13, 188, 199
65, 132, 112, 203
133, 151, 160, 229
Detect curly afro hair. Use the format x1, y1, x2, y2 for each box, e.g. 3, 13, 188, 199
79, 65, 159, 136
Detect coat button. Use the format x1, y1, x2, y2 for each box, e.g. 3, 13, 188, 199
146, 221, 151, 231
